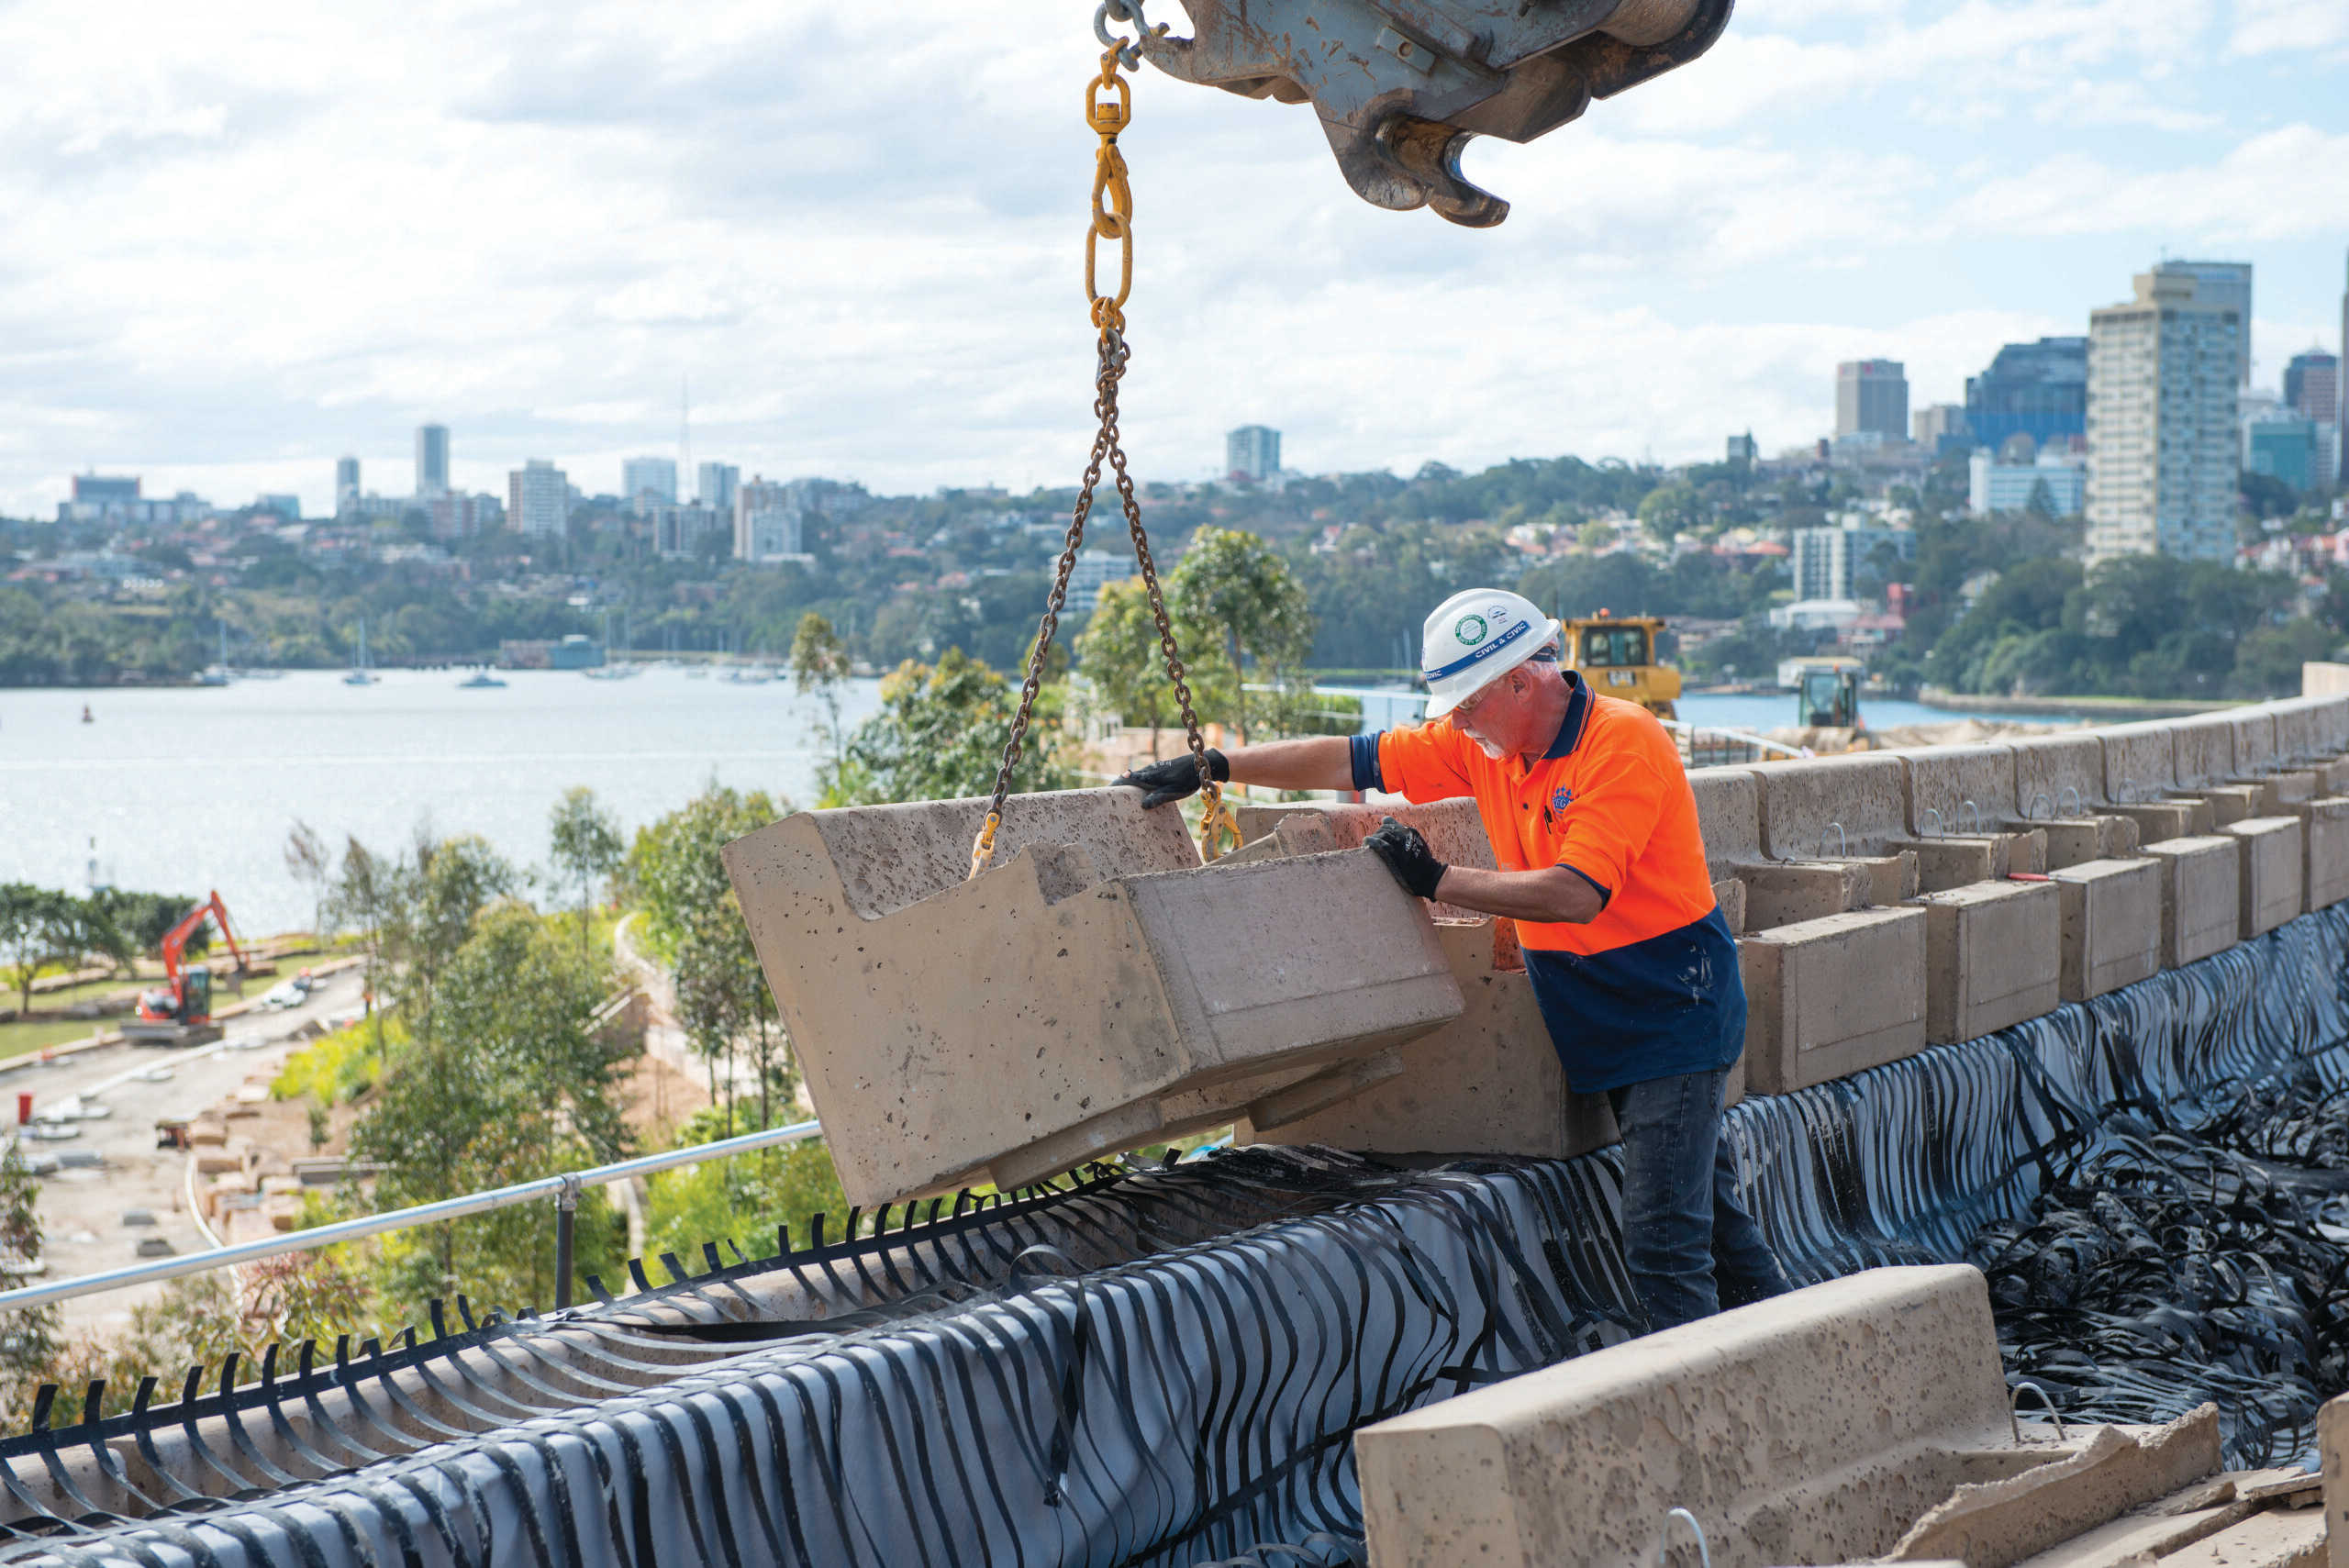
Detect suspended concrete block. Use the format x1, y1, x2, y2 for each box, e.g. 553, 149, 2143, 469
2048, 858, 2163, 1002
1227, 801, 1620, 1158
722, 789, 1466, 1204
2225, 816, 2306, 939
2140, 836, 2242, 968
1356, 1265, 2058, 1568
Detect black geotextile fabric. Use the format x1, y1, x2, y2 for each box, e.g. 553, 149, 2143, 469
10, 905, 2349, 1568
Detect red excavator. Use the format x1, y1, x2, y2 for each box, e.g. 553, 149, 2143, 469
128, 892, 250, 1043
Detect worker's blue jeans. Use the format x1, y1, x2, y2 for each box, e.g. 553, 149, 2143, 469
1605, 1065, 1791, 1333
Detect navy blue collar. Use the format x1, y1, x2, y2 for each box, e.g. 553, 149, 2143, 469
1543, 670, 1592, 760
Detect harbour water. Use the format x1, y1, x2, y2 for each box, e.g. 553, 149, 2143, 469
0, 669, 882, 935
0, 673, 2033, 936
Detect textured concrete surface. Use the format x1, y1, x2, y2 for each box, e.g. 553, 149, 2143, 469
1896, 743, 2022, 836
1749, 755, 1911, 858
2102, 722, 2184, 805
1355, 1265, 2032, 1568
1914, 880, 2063, 1044
2014, 734, 2106, 817
1741, 906, 1929, 1094
1887, 1407, 2221, 1568
2229, 710, 2279, 775
1234, 799, 1499, 922
2256, 771, 2320, 812
2299, 797, 2349, 913
1235, 917, 1620, 1159
2321, 1392, 2346, 1568
725, 790, 1464, 1204
2224, 816, 2307, 938
2107, 800, 2204, 843
2141, 836, 2243, 968
2172, 714, 2238, 788
2158, 1509, 2328, 1568
2178, 784, 2261, 828
2049, 858, 2165, 1001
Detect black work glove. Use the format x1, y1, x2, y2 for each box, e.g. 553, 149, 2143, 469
1364, 816, 1448, 901
1117, 749, 1229, 809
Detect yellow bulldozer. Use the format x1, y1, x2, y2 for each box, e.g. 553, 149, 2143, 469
1562, 610, 1680, 720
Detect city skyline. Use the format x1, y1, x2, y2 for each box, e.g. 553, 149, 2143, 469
2, 0, 2343, 519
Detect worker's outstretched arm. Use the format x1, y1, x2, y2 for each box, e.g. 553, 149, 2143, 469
1362, 817, 1604, 924
1116, 736, 1353, 807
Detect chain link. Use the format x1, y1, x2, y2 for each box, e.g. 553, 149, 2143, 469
971, 48, 1232, 880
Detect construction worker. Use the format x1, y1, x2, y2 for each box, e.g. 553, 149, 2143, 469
1119, 587, 1790, 1330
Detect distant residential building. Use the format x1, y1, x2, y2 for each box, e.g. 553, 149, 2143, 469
1912, 404, 1971, 455
1226, 426, 1281, 484
696, 462, 740, 513
735, 478, 813, 562
2340, 250, 2348, 485
428, 491, 504, 539
56, 475, 214, 528
335, 457, 361, 515
507, 460, 570, 539
1067, 549, 1134, 618
1968, 446, 2086, 517
2153, 261, 2252, 385
1962, 337, 2087, 453
1726, 431, 1757, 464
2285, 350, 2340, 494
1834, 360, 1908, 440
1789, 523, 1916, 602
255, 494, 302, 522
2247, 413, 2320, 493
650, 502, 729, 558
622, 456, 678, 510
416, 424, 451, 497
2086, 270, 2242, 564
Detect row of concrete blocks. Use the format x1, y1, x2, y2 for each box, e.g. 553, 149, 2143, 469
1231, 693, 2349, 1161
721, 694, 2349, 1207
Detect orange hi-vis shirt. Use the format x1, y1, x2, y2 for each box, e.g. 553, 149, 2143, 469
1372, 673, 1718, 955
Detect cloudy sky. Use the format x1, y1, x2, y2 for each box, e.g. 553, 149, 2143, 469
2, 0, 2344, 518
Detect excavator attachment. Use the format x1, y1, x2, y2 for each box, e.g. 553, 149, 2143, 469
722, 787, 1464, 1206
1135, 0, 1734, 225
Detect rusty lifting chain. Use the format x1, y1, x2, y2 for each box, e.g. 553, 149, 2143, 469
969, 39, 1238, 881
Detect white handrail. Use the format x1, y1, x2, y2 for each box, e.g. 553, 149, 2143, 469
0, 1118, 823, 1316
1659, 718, 1809, 760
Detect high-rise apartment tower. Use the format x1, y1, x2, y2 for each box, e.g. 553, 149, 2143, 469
2086, 271, 2242, 563
416, 424, 451, 497
2286, 350, 2340, 495
335, 457, 361, 514
1226, 426, 1281, 484
2152, 261, 2252, 385
1834, 361, 1909, 440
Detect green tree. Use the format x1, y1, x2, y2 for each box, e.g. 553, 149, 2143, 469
1168, 528, 1314, 742
627, 786, 795, 1133
790, 611, 852, 791
1074, 575, 1182, 754
0, 885, 117, 1018
284, 820, 332, 942
0, 1145, 60, 1428
354, 901, 625, 1305
831, 650, 1074, 806
548, 787, 625, 957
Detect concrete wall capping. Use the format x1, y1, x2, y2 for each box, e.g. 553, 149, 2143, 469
2101, 720, 2185, 803
2171, 712, 2239, 789
1746, 753, 1911, 859
1890, 742, 2021, 836
1356, 1265, 2143, 1568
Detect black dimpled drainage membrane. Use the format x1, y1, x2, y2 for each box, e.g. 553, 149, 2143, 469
5, 906, 2345, 1567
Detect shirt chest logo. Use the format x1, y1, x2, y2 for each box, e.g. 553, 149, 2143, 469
1551, 785, 1574, 813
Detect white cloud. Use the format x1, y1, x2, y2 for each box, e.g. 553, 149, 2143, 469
0, 0, 2341, 516
2228, 0, 2349, 57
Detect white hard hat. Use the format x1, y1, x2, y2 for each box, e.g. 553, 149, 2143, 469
1419, 589, 1561, 719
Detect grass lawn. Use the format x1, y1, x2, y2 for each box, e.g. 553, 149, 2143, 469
0, 1017, 110, 1062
